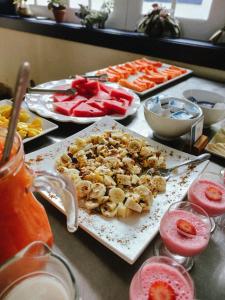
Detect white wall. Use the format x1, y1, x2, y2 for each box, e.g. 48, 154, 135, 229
0, 28, 224, 89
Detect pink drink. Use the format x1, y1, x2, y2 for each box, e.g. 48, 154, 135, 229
129, 259, 194, 300
188, 179, 225, 217
160, 210, 210, 257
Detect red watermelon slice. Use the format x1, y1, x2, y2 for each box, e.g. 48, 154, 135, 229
86, 99, 108, 114
103, 99, 128, 115
72, 102, 105, 117
110, 88, 133, 104
53, 99, 85, 115
53, 94, 75, 103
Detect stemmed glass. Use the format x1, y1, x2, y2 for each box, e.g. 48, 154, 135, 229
129, 256, 195, 300
154, 201, 211, 271
188, 171, 225, 231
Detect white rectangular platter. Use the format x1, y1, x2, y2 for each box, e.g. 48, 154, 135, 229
25, 116, 208, 264
88, 62, 192, 97
0, 100, 58, 143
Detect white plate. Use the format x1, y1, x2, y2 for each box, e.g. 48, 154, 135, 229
25, 116, 209, 264
0, 100, 58, 143
88, 63, 193, 97
25, 80, 140, 124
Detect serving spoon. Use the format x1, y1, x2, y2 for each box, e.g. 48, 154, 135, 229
0, 62, 30, 166
147, 153, 211, 180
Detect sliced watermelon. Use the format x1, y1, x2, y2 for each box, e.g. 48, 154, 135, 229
110, 89, 133, 104
76, 80, 100, 98
72, 102, 105, 117
91, 90, 112, 100
53, 100, 85, 116
116, 98, 130, 107
73, 94, 88, 101
99, 83, 113, 94
53, 94, 75, 103
103, 99, 128, 115
71, 76, 87, 88
86, 99, 108, 113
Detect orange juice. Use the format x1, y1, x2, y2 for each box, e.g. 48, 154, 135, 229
0, 130, 53, 264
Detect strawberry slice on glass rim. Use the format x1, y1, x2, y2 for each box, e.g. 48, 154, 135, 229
176, 219, 197, 238
205, 186, 222, 201
148, 280, 176, 300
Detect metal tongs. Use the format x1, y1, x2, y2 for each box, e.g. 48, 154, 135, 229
27, 87, 77, 95
69, 73, 108, 82
27, 74, 108, 95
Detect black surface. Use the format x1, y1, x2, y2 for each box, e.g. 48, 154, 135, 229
0, 1, 16, 14
0, 15, 225, 70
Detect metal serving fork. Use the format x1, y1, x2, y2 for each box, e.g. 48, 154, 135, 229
147, 153, 211, 180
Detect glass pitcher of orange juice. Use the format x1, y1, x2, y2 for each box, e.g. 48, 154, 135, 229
0, 241, 79, 300
0, 128, 78, 265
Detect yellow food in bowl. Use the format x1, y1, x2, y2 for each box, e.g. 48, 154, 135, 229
0, 104, 42, 139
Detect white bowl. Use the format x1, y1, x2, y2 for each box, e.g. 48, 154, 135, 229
183, 89, 225, 127
144, 97, 203, 140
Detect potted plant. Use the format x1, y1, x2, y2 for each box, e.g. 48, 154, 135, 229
13, 0, 33, 17
136, 3, 181, 38
48, 0, 66, 23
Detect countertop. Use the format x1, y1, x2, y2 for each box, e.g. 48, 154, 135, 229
25, 76, 225, 300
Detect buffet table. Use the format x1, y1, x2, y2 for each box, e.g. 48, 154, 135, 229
25, 76, 225, 300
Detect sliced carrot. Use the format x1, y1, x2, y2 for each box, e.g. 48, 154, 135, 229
96, 68, 108, 75
119, 79, 145, 92
119, 65, 136, 75
169, 65, 187, 74
124, 62, 138, 73
114, 66, 130, 78
133, 79, 148, 90
139, 57, 163, 67
107, 75, 120, 82
164, 68, 182, 76
140, 74, 167, 84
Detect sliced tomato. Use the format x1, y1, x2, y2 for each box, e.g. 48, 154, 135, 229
72, 102, 105, 117
53, 100, 85, 116
103, 99, 128, 115
110, 88, 133, 104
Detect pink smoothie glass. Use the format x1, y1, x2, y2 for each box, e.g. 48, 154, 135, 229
129, 256, 195, 300
188, 171, 225, 231
155, 201, 211, 271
